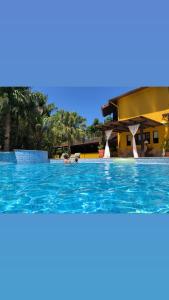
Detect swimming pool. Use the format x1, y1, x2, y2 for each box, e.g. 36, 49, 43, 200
0, 160, 169, 213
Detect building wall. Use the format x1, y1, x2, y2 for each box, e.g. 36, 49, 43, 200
80, 153, 99, 159
119, 126, 165, 156
118, 87, 169, 121
116, 87, 169, 155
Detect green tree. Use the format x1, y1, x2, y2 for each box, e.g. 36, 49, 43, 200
0, 88, 56, 151
23, 91, 56, 149
104, 116, 113, 123
86, 118, 103, 138
0, 87, 30, 151
49, 110, 86, 153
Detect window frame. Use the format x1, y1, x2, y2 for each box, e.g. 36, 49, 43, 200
127, 132, 151, 146
153, 130, 159, 144
144, 132, 150, 144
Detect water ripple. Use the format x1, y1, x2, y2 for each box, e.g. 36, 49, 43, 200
0, 162, 169, 213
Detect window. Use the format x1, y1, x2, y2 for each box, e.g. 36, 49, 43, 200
126, 135, 131, 146
136, 132, 150, 145
144, 132, 150, 144
128, 132, 151, 146
135, 134, 141, 145
153, 131, 159, 143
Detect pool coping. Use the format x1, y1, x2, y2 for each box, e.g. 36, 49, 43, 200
50, 157, 169, 164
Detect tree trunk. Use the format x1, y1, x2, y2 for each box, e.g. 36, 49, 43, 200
67, 140, 71, 155
4, 112, 11, 151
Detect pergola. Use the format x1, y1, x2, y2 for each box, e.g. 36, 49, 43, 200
97, 116, 163, 156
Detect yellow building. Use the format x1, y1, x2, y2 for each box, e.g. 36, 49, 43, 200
102, 87, 169, 157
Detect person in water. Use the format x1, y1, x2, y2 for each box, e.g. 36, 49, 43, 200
63, 153, 71, 164
63, 153, 79, 164
74, 157, 78, 163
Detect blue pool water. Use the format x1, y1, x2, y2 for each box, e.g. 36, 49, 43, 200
0, 161, 169, 213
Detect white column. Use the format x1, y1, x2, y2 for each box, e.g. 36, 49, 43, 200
104, 130, 112, 158
128, 124, 140, 158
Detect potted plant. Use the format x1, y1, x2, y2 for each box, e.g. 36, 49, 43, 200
98, 143, 105, 158
162, 138, 169, 156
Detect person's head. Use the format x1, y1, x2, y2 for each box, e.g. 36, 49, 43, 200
64, 153, 69, 159
75, 157, 78, 163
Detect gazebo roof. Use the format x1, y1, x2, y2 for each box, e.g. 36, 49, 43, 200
97, 116, 163, 133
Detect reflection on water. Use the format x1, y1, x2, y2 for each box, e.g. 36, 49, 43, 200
104, 162, 111, 181
0, 162, 169, 213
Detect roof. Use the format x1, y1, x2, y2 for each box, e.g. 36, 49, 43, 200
102, 87, 148, 117
97, 116, 162, 133
71, 139, 100, 147
162, 113, 169, 121
54, 138, 101, 148
54, 135, 117, 148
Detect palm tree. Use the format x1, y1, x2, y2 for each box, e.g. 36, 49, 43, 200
26, 92, 56, 149
0, 87, 30, 151
0, 88, 56, 151
86, 118, 103, 139
50, 110, 86, 153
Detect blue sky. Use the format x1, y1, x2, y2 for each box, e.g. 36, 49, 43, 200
32, 87, 133, 124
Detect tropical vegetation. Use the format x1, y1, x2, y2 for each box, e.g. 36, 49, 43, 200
0, 87, 104, 156
45, 110, 87, 154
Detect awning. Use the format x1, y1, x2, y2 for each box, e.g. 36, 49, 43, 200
97, 116, 163, 132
